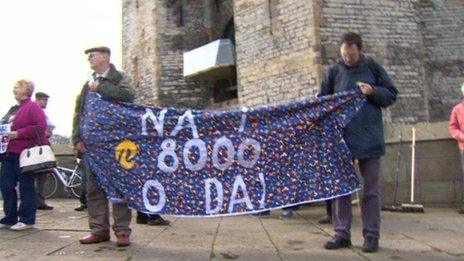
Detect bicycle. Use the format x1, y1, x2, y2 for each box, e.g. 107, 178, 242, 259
42, 158, 84, 199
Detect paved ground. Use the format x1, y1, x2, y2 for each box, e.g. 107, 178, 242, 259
0, 199, 463, 260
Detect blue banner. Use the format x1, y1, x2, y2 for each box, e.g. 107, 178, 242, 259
81, 91, 365, 217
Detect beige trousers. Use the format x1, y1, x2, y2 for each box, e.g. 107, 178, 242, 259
85, 165, 132, 236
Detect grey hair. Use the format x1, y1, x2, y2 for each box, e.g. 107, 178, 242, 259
15, 79, 35, 97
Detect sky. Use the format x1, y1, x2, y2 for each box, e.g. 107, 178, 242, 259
0, 0, 122, 136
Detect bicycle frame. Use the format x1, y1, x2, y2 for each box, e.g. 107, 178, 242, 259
52, 168, 70, 189
52, 160, 83, 192
42, 159, 84, 199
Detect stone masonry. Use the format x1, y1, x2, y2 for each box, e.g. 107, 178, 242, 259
418, 0, 464, 121
122, 0, 464, 123
234, 0, 319, 107
122, 0, 234, 108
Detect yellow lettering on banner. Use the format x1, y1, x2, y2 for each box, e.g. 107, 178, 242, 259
115, 140, 139, 170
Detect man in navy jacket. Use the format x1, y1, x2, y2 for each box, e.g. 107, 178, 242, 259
319, 32, 398, 253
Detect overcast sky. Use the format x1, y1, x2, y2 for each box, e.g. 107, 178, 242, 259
0, 0, 122, 136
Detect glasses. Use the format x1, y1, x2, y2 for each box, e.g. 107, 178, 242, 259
88, 53, 102, 59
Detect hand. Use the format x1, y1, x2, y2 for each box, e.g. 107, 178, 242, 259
7, 131, 18, 140
75, 141, 86, 153
356, 82, 374, 95
89, 80, 100, 92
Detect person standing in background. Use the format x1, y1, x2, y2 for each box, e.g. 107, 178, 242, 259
73, 156, 87, 212
448, 82, 464, 215
34, 92, 54, 210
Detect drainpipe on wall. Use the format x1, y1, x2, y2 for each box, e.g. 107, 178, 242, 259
203, 0, 214, 41
309, 0, 324, 95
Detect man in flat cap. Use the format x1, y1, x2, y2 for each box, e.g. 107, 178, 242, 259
35, 92, 49, 99
73, 46, 135, 247
34, 92, 55, 211
84, 46, 111, 56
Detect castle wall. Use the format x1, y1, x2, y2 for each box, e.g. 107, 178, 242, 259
234, 0, 320, 107
418, 0, 464, 121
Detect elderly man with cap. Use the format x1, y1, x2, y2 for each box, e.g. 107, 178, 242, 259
35, 92, 56, 137
72, 46, 135, 247
34, 92, 55, 210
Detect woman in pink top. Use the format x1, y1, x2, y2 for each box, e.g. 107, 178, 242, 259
449, 82, 464, 214
0, 79, 48, 231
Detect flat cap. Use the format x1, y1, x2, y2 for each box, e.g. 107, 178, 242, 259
84, 46, 111, 56
35, 92, 50, 99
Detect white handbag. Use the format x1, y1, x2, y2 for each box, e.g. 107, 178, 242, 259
19, 129, 57, 174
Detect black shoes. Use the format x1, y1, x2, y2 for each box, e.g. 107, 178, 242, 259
325, 236, 379, 252
74, 205, 87, 211
318, 215, 332, 224
324, 236, 352, 250
136, 215, 170, 226
147, 217, 171, 226
362, 236, 379, 253
458, 209, 464, 214
37, 204, 53, 210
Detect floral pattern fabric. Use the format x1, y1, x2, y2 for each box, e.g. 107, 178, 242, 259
81, 91, 365, 217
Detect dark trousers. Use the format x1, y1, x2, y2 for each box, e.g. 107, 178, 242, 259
325, 199, 332, 217
79, 167, 87, 206
334, 157, 381, 240
0, 154, 37, 225
35, 172, 48, 206
460, 151, 464, 209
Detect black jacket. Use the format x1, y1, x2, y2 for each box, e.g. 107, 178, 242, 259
319, 54, 398, 159
1, 105, 20, 124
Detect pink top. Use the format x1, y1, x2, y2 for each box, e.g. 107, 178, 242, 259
8, 98, 49, 154
449, 101, 464, 151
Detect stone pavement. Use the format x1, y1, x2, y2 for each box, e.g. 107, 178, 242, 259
0, 199, 463, 260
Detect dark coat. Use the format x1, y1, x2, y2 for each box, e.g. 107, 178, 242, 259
72, 63, 135, 145
1, 105, 20, 124
319, 54, 398, 159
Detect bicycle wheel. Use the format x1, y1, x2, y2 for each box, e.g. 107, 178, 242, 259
69, 169, 83, 199
43, 171, 58, 199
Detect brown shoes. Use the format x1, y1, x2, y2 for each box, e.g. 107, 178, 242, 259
116, 234, 131, 247
79, 233, 130, 247
79, 234, 110, 244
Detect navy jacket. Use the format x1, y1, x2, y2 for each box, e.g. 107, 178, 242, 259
319, 54, 398, 159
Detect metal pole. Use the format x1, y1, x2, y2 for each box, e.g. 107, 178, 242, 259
410, 127, 416, 203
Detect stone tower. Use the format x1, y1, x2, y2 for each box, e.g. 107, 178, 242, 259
122, 0, 464, 123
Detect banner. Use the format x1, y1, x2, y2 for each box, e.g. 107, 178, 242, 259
81, 91, 365, 217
